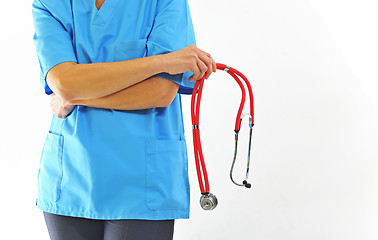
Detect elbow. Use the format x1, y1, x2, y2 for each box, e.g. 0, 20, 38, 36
48, 78, 74, 102
46, 62, 77, 101
158, 95, 175, 108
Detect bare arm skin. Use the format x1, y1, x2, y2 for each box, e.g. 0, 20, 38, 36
67, 76, 180, 110
48, 45, 216, 118
47, 55, 163, 102
47, 45, 216, 102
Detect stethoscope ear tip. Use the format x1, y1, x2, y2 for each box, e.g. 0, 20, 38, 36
243, 180, 252, 189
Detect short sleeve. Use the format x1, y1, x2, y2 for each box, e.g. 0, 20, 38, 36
32, 0, 77, 95
146, 0, 197, 93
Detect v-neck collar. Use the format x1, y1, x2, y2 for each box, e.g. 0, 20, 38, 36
83, 0, 121, 26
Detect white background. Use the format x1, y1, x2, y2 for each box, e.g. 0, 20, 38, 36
0, 0, 377, 239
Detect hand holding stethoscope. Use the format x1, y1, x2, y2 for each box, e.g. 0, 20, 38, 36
162, 44, 217, 82
190, 63, 254, 210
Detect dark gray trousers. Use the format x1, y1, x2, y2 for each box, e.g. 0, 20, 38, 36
43, 211, 175, 240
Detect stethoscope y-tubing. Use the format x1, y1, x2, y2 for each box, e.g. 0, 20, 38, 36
191, 63, 254, 197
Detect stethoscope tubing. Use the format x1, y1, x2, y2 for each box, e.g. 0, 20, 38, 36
191, 63, 254, 196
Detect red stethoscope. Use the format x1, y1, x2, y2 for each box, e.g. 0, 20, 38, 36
190, 63, 254, 210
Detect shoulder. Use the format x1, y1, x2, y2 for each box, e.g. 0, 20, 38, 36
32, 0, 74, 32
33, 0, 73, 19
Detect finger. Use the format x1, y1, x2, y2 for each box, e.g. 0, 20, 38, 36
196, 58, 208, 81
65, 106, 75, 118
189, 64, 201, 82
204, 59, 213, 79
56, 112, 64, 118
57, 108, 69, 119
203, 52, 216, 73
199, 49, 216, 73
198, 48, 211, 58
50, 101, 57, 113
197, 51, 213, 79
61, 110, 69, 119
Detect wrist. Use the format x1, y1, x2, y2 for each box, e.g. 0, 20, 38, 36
154, 53, 169, 73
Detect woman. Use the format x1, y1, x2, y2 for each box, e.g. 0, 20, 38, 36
32, 0, 216, 239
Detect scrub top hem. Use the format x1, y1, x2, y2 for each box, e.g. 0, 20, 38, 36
37, 203, 190, 220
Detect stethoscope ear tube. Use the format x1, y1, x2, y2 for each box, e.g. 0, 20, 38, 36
190, 63, 254, 210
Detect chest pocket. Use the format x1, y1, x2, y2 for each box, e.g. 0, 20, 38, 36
114, 38, 147, 62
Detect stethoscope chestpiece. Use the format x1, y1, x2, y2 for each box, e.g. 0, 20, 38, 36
200, 192, 218, 210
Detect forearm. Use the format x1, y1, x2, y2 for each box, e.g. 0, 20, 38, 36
47, 55, 165, 101
67, 77, 179, 110
47, 44, 217, 103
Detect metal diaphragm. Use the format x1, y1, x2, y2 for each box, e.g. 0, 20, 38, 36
200, 193, 218, 210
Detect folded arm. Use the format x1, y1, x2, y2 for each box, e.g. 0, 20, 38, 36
67, 76, 179, 110
46, 55, 163, 102
48, 45, 217, 118
47, 45, 216, 103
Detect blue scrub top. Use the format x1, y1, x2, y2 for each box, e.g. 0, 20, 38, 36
32, 0, 196, 220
